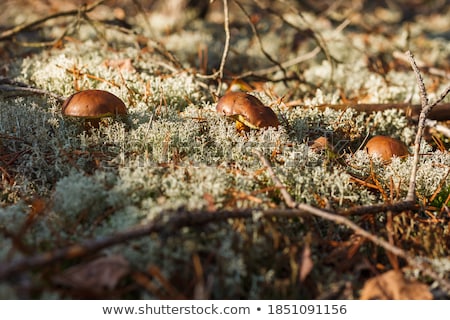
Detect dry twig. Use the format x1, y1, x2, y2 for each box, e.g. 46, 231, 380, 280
234, 0, 289, 83
256, 0, 336, 83
405, 51, 450, 202
0, 77, 65, 101
216, 0, 231, 93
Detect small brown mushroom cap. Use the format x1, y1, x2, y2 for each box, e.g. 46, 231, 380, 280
216, 92, 279, 129
62, 90, 127, 119
365, 135, 409, 162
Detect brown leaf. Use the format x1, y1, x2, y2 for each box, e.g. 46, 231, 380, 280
360, 270, 432, 300
52, 255, 130, 291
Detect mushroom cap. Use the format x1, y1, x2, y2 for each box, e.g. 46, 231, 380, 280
62, 90, 127, 119
365, 135, 409, 161
216, 92, 279, 129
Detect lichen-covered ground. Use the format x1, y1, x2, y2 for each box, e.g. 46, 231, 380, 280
0, 0, 449, 299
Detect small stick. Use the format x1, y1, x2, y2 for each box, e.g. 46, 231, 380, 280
405, 51, 450, 202
0, 201, 419, 281
0, 80, 65, 102
259, 0, 335, 83
215, 0, 231, 95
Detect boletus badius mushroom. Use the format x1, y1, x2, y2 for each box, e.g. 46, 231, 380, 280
216, 92, 279, 131
62, 90, 128, 129
365, 135, 409, 162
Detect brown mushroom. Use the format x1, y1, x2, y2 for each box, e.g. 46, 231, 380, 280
216, 92, 279, 131
365, 135, 409, 162
62, 90, 127, 128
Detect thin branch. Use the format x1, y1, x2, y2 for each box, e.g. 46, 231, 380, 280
405, 51, 450, 202
215, 0, 231, 95
233, 0, 289, 83
194, 0, 231, 93
219, 0, 231, 79
257, 0, 335, 84
338, 200, 417, 216
0, 78, 65, 101
425, 119, 450, 139
0, 206, 325, 280
405, 51, 427, 202
429, 84, 450, 109
236, 46, 321, 79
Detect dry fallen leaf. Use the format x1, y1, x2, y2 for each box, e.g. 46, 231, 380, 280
52, 255, 130, 291
360, 270, 432, 300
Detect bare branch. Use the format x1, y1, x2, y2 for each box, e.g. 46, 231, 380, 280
215, 0, 231, 94
405, 51, 450, 202
237, 46, 321, 79
256, 0, 335, 84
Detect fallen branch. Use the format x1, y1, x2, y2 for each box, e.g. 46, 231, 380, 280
257, 0, 336, 83
196, 0, 231, 96
236, 46, 321, 79
0, 77, 65, 101
405, 51, 450, 202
